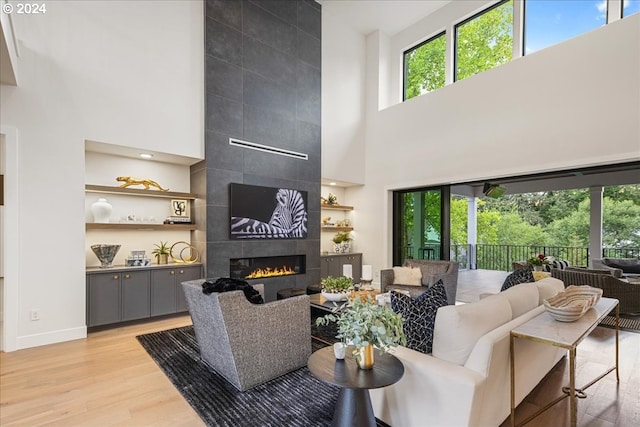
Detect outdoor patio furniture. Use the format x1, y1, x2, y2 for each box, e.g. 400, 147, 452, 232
551, 269, 640, 315
593, 258, 640, 277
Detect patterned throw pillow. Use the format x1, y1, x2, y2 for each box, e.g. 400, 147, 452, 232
501, 269, 535, 291
552, 259, 570, 270
391, 280, 448, 354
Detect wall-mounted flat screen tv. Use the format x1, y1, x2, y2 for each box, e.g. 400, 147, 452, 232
230, 183, 308, 239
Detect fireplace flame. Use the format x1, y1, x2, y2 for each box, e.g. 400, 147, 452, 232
246, 265, 296, 279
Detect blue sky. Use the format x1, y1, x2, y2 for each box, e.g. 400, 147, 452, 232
525, 0, 639, 54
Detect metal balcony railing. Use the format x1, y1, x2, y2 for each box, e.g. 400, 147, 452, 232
404, 244, 640, 271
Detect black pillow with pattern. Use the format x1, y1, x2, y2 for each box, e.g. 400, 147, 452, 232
500, 269, 535, 291
390, 280, 448, 354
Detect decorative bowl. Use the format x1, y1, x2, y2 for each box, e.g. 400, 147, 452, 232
321, 291, 351, 302
543, 285, 603, 322
91, 244, 121, 268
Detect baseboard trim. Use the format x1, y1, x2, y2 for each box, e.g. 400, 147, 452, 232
14, 326, 87, 350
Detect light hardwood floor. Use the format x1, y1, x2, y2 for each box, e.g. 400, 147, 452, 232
1, 314, 638, 426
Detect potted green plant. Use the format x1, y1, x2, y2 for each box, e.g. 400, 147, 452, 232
316, 295, 406, 369
332, 231, 352, 254
321, 275, 353, 301
152, 241, 170, 264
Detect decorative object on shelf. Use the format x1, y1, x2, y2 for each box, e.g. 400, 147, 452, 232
332, 231, 352, 253
126, 250, 150, 266
152, 241, 171, 264
91, 244, 121, 268
528, 253, 550, 271
543, 285, 603, 322
315, 295, 406, 369
321, 193, 338, 206
116, 176, 169, 191
321, 216, 333, 226
90, 198, 113, 223
321, 275, 353, 301
170, 241, 200, 264
171, 199, 189, 217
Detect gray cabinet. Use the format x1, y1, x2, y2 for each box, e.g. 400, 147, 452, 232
321, 253, 362, 281
151, 269, 176, 316
176, 266, 201, 311
151, 265, 202, 315
122, 270, 150, 321
87, 272, 121, 327
87, 263, 202, 328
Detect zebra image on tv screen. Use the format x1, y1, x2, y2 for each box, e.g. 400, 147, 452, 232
230, 183, 308, 239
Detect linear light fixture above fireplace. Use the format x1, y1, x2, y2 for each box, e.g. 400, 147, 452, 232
229, 137, 308, 160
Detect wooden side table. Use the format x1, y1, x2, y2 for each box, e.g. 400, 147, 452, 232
308, 346, 404, 427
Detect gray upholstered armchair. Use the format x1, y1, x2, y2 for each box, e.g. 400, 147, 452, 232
182, 279, 311, 391
380, 259, 459, 305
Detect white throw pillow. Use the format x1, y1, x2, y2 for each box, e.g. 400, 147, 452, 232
392, 266, 423, 286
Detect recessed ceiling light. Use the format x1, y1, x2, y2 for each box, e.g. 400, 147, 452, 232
329, 182, 337, 186
140, 153, 153, 159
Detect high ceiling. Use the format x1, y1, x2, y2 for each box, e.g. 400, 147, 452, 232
317, 0, 452, 36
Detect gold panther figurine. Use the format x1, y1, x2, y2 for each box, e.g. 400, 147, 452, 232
116, 176, 169, 191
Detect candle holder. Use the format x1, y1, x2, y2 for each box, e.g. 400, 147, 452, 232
359, 278, 373, 290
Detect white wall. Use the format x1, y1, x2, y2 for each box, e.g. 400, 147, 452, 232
326, 13, 640, 285
0, 1, 203, 350
321, 9, 367, 185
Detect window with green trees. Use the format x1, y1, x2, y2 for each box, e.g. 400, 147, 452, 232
455, 0, 513, 82
403, 32, 446, 100
394, 188, 443, 265
448, 184, 640, 268
524, 0, 606, 55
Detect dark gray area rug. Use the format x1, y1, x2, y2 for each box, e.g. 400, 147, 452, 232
136, 326, 389, 427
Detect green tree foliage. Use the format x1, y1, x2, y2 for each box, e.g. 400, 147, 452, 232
496, 212, 547, 246
404, 34, 446, 100
404, 0, 513, 99
451, 184, 639, 250
456, 0, 513, 81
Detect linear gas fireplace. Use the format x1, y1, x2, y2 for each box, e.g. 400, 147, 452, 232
230, 255, 306, 280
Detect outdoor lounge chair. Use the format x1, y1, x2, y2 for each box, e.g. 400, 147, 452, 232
551, 269, 640, 315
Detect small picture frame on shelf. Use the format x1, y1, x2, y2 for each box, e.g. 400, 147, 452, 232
171, 199, 189, 217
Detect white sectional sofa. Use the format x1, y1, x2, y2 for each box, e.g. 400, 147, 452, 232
370, 277, 565, 427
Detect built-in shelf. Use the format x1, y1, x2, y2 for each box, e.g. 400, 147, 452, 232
86, 223, 197, 231
86, 185, 197, 199
321, 226, 354, 232
321, 204, 353, 211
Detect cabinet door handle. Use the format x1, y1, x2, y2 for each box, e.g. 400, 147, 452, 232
113, 275, 119, 280
170, 271, 175, 275
179, 269, 184, 274
124, 274, 130, 279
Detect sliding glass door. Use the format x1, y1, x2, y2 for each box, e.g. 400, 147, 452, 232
393, 186, 450, 266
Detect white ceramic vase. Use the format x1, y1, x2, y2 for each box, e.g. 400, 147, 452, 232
91, 198, 113, 223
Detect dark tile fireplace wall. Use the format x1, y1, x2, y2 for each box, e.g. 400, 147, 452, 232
191, 0, 321, 302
